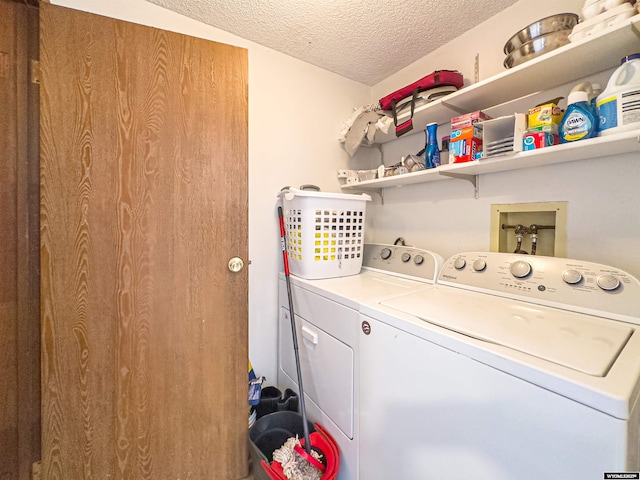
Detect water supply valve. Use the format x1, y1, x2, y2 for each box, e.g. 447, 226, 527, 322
502, 223, 556, 255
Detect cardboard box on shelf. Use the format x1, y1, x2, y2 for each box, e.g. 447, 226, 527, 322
527, 102, 563, 132
451, 110, 491, 129
522, 131, 560, 151
450, 124, 483, 163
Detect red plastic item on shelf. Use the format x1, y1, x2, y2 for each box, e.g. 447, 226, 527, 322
379, 70, 464, 137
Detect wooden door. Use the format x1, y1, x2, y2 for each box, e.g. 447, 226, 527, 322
39, 4, 248, 479
0, 1, 41, 479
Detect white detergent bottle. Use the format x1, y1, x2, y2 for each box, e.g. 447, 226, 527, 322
590, 82, 601, 123
596, 53, 640, 136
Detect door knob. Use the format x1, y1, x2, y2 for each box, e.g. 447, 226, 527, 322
228, 257, 244, 272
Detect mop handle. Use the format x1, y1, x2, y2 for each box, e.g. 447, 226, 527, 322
278, 207, 312, 454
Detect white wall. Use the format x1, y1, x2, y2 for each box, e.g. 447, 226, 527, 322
367, 0, 640, 279
49, 0, 376, 383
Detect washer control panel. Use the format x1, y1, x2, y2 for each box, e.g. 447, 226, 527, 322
439, 252, 640, 322
363, 243, 444, 283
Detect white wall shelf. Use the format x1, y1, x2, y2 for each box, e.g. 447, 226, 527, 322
342, 128, 640, 195
345, 15, 640, 197
373, 14, 640, 144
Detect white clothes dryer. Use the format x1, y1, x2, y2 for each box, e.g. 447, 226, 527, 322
358, 252, 640, 480
277, 243, 443, 480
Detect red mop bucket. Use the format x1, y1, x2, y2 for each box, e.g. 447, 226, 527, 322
259, 422, 340, 480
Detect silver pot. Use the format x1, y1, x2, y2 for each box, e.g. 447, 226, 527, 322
504, 28, 573, 69
503, 13, 579, 55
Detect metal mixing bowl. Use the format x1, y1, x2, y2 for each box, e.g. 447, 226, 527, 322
503, 29, 573, 69
503, 13, 579, 54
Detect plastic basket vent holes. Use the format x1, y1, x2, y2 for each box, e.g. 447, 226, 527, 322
277, 188, 371, 280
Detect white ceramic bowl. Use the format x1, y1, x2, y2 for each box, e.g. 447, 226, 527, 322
582, 0, 606, 19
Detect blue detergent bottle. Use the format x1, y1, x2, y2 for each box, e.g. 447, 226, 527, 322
425, 122, 440, 168
559, 90, 597, 143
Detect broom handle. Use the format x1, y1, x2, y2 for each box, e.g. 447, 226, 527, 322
278, 207, 312, 454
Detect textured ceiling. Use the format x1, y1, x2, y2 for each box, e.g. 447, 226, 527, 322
145, 0, 520, 85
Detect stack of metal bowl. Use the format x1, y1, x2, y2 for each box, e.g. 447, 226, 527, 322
503, 13, 579, 69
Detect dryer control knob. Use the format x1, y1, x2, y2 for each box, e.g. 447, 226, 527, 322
596, 274, 620, 291
414, 255, 424, 265
510, 260, 532, 278
453, 257, 466, 270
380, 247, 392, 260
401, 253, 411, 263
473, 259, 487, 272
562, 269, 583, 285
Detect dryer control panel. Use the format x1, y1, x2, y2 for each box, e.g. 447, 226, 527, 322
438, 252, 640, 324
363, 243, 444, 283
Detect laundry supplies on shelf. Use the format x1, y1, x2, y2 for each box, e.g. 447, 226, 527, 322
560, 89, 597, 143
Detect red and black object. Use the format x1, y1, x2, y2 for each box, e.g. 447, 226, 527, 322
379, 70, 464, 137
277, 206, 329, 474
260, 207, 342, 478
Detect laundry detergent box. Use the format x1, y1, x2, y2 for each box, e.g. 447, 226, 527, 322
522, 131, 560, 151
451, 110, 491, 129
450, 125, 483, 163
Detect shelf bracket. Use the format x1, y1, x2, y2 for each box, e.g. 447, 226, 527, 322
439, 172, 479, 199
348, 187, 383, 205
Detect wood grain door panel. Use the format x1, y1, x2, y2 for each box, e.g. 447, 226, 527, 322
0, 2, 20, 476
40, 4, 248, 478
1, 2, 41, 479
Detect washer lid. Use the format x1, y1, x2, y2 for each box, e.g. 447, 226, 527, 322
380, 287, 634, 377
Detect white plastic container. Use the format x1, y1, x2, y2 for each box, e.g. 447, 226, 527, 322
278, 188, 371, 279
569, 2, 638, 42
581, 0, 626, 20
596, 53, 640, 135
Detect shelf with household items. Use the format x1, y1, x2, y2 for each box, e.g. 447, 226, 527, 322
372, 13, 640, 145
341, 127, 640, 196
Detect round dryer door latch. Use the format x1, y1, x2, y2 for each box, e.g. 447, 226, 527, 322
361, 321, 371, 335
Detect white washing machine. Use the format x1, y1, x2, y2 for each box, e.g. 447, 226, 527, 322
277, 243, 443, 480
358, 252, 640, 480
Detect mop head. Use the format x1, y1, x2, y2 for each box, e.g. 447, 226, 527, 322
272, 436, 323, 480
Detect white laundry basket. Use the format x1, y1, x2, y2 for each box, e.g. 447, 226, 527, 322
278, 188, 372, 279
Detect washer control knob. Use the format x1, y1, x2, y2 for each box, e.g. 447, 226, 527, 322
380, 247, 392, 260
472, 259, 487, 272
401, 252, 411, 263
562, 269, 583, 285
453, 257, 466, 270
510, 260, 532, 278
414, 254, 424, 265
597, 274, 620, 291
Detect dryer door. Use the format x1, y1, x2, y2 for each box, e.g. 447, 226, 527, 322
279, 307, 355, 439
